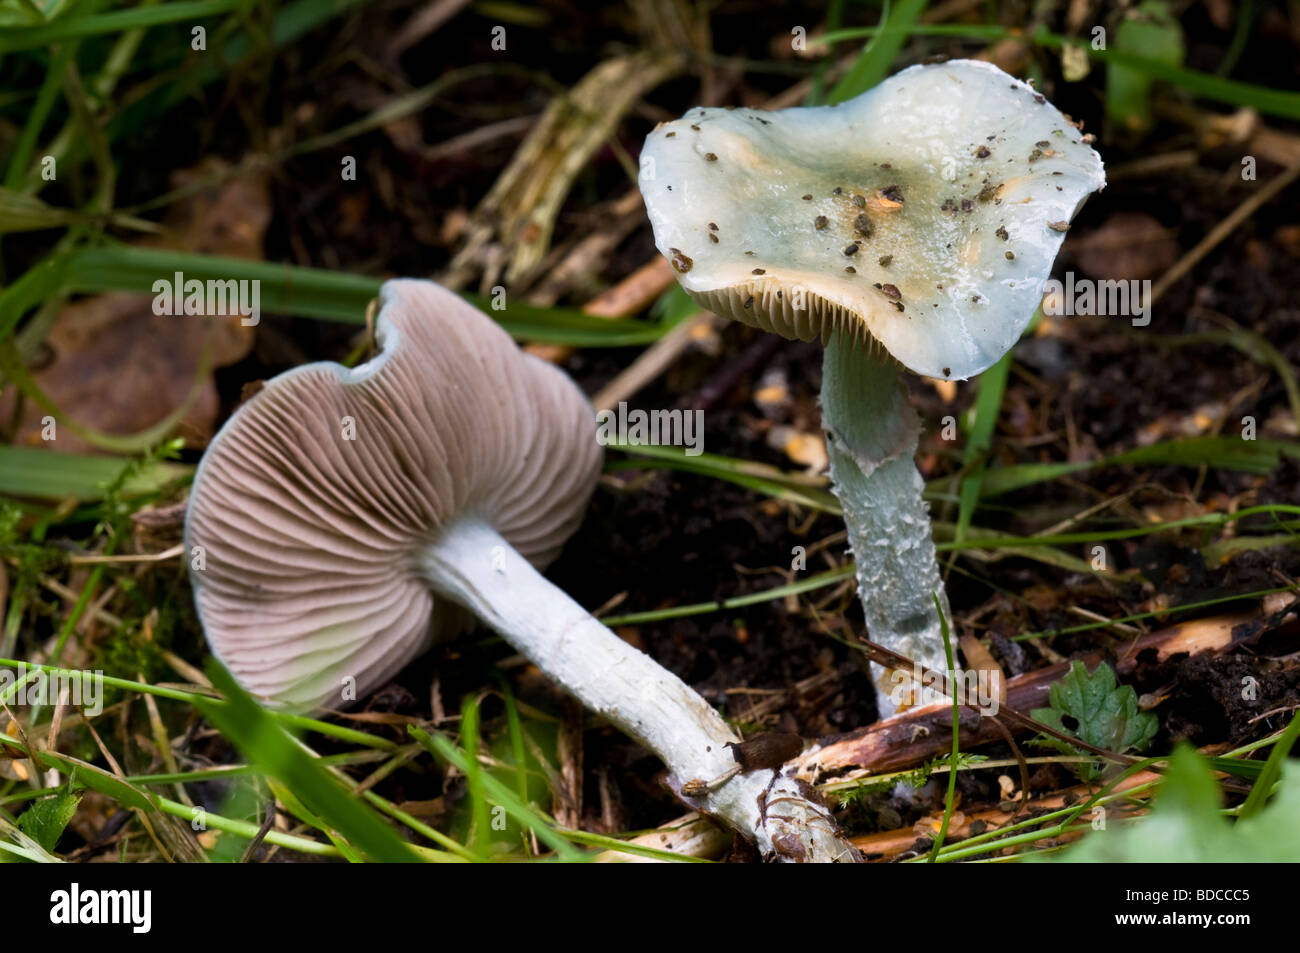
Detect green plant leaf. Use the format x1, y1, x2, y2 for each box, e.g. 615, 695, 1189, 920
1106, 1, 1187, 133
1031, 661, 1157, 778
17, 790, 79, 852
0, 811, 60, 863
1049, 745, 1300, 862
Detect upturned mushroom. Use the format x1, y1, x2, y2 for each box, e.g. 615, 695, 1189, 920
638, 60, 1105, 713
184, 278, 858, 861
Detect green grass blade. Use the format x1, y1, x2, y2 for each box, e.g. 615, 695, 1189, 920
494, 673, 532, 811
409, 725, 584, 861
827, 0, 928, 105
608, 443, 840, 513
1237, 710, 1300, 819
459, 695, 491, 857
601, 564, 856, 626
106, 0, 376, 143
1053, 34, 1300, 120
928, 591, 959, 862
954, 349, 1013, 543
0, 0, 244, 53
979, 435, 1300, 498
193, 663, 423, 862
3, 40, 76, 188
35, 245, 666, 346
940, 504, 1300, 551
815, 23, 1300, 119
0, 446, 190, 501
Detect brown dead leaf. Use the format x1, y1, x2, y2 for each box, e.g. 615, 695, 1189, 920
768, 425, 829, 474
1073, 211, 1179, 282
3, 158, 268, 453
959, 634, 1008, 705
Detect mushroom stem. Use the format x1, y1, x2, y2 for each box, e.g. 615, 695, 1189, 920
821, 326, 953, 717
419, 517, 859, 862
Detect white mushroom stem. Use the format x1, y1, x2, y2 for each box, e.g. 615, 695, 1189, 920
419, 517, 859, 862
822, 326, 953, 718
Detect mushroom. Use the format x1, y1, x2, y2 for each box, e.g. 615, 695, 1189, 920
638, 61, 1105, 714
185, 278, 858, 861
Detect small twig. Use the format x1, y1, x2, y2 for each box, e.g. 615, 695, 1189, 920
853, 635, 1142, 768
591, 312, 721, 410
1149, 160, 1300, 306
239, 801, 278, 863
986, 715, 1032, 816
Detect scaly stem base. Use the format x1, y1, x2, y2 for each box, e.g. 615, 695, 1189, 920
822, 328, 952, 717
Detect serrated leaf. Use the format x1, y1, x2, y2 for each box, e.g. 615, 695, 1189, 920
1032, 661, 1157, 775
17, 790, 80, 852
